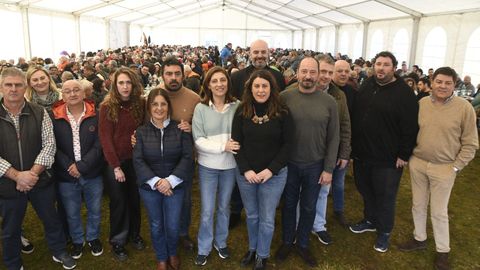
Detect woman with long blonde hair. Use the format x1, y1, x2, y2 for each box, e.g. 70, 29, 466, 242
98, 67, 146, 261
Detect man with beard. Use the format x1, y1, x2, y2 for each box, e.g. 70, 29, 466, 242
275, 57, 339, 267
417, 77, 431, 100
349, 51, 419, 253
231, 39, 285, 100
229, 39, 286, 229
160, 57, 201, 251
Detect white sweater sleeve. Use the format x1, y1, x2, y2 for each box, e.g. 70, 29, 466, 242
192, 104, 226, 154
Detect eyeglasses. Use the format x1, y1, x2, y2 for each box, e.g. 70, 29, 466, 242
62, 88, 82, 95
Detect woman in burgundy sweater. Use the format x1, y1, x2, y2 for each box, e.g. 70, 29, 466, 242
98, 67, 145, 261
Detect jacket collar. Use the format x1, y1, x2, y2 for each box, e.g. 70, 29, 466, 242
52, 99, 96, 122
0, 98, 28, 118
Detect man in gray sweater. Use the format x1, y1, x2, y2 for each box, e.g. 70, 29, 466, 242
275, 57, 340, 268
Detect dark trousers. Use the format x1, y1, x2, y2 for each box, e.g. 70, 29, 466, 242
55, 182, 70, 241
105, 159, 141, 245
0, 183, 67, 270
179, 174, 192, 237
281, 161, 323, 248
353, 159, 403, 234
230, 183, 244, 215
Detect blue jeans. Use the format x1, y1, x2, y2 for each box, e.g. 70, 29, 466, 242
58, 176, 103, 244
197, 165, 236, 255
0, 183, 67, 270
139, 187, 184, 261
237, 167, 287, 259
282, 161, 323, 248
312, 163, 348, 231
332, 163, 348, 212
312, 184, 331, 232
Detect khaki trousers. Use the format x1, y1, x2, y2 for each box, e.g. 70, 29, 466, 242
408, 155, 456, 253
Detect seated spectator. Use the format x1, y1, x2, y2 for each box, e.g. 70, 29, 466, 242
61, 71, 75, 83
184, 65, 201, 93
79, 79, 93, 99
83, 65, 97, 82
139, 64, 152, 88
48, 65, 62, 87
91, 78, 108, 109
417, 77, 431, 100
283, 68, 297, 87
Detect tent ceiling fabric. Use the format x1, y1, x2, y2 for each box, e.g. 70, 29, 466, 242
3, 0, 480, 30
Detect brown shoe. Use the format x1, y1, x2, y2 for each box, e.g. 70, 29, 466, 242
168, 255, 180, 270
179, 235, 195, 251
434, 252, 450, 270
274, 243, 292, 263
295, 246, 318, 267
157, 261, 167, 270
334, 211, 348, 227
398, 238, 427, 252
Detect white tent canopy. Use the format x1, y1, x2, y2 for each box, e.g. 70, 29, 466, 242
1, 0, 480, 82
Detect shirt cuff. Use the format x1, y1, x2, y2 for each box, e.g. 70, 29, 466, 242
166, 175, 183, 189
146, 176, 161, 190
0, 163, 12, 178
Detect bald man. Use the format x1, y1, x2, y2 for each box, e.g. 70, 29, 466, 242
230, 39, 286, 100
463, 75, 476, 96
333, 60, 356, 117
229, 39, 286, 229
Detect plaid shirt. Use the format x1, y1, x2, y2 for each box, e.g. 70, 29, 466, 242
0, 102, 56, 177
66, 104, 86, 162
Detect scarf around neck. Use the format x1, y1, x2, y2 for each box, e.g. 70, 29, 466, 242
31, 90, 60, 111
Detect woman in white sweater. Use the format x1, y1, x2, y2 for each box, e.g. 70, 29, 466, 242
192, 66, 240, 266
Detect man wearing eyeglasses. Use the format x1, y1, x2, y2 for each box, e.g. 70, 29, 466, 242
0, 68, 76, 269
51, 80, 105, 261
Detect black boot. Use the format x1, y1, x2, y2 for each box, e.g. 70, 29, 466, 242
253, 256, 267, 270
240, 250, 256, 267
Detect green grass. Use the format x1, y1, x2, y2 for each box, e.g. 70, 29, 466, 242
8, 152, 480, 269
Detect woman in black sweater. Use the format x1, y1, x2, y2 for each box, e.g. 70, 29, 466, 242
231, 70, 292, 270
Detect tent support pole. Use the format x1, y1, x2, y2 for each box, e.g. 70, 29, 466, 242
20, 7, 32, 60
409, 17, 420, 67
362, 22, 369, 59
334, 25, 339, 54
